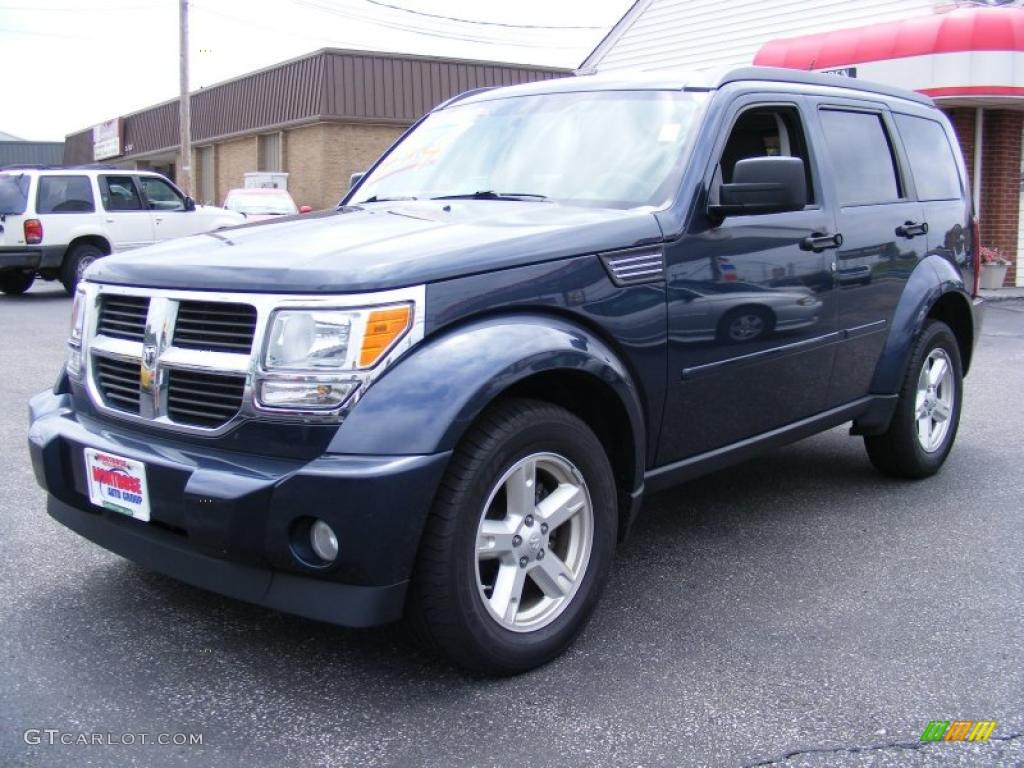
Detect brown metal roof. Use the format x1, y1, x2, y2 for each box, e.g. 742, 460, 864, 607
64, 49, 568, 164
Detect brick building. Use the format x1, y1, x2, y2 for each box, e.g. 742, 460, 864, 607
63, 50, 567, 211
583, 2, 1024, 287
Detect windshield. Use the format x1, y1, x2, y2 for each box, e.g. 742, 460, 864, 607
354, 90, 706, 209
224, 191, 297, 215
0, 173, 29, 215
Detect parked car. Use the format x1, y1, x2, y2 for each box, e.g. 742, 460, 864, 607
29, 67, 981, 674
223, 188, 312, 221
0, 168, 244, 295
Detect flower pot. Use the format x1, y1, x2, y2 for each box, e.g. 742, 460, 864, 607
979, 263, 1009, 290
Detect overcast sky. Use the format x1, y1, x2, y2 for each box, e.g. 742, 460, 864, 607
0, 0, 633, 142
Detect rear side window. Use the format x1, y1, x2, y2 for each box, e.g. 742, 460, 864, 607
894, 114, 962, 201
0, 173, 29, 215
36, 175, 95, 214
100, 176, 143, 211
819, 110, 902, 206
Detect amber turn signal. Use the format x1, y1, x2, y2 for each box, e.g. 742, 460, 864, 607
359, 305, 412, 367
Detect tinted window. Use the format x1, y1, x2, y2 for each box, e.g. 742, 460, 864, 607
36, 175, 95, 214
819, 110, 901, 206
101, 176, 143, 211
0, 173, 29, 215
139, 176, 185, 211
894, 114, 962, 201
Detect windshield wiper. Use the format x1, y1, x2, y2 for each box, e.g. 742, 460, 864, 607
431, 191, 549, 202
357, 195, 419, 203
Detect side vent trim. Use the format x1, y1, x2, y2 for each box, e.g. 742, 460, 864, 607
600, 246, 666, 287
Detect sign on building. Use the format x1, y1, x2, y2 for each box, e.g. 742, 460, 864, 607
92, 118, 124, 161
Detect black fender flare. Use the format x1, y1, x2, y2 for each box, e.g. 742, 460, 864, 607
329, 313, 647, 496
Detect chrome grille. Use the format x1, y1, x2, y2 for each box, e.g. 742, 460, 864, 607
94, 357, 141, 414
166, 369, 246, 428
97, 295, 149, 341
173, 301, 257, 353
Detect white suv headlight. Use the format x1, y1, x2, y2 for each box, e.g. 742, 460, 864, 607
257, 303, 413, 411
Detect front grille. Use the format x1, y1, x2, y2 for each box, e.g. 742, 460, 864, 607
173, 301, 257, 354
166, 369, 246, 428
97, 295, 150, 341
94, 356, 141, 414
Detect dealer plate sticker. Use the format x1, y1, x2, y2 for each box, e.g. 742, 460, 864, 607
84, 448, 151, 522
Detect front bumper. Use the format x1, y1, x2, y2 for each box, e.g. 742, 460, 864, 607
28, 388, 451, 627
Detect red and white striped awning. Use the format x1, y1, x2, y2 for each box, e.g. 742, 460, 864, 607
754, 6, 1024, 104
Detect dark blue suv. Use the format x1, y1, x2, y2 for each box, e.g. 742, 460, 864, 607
28, 67, 981, 674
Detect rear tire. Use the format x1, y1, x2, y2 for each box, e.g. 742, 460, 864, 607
61, 243, 104, 295
407, 398, 617, 675
0, 270, 35, 295
864, 320, 963, 478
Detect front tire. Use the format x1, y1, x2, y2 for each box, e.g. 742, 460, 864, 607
407, 398, 617, 674
61, 243, 105, 295
0, 270, 35, 295
864, 320, 963, 478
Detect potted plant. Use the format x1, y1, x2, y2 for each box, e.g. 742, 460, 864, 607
979, 246, 1011, 290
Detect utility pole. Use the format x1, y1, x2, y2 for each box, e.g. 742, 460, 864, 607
178, 0, 192, 195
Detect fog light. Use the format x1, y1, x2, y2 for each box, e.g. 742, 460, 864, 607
310, 520, 339, 563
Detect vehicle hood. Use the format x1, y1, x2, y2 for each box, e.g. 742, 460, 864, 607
87, 201, 663, 293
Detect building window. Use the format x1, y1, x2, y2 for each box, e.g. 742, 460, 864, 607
196, 145, 215, 205
258, 132, 282, 172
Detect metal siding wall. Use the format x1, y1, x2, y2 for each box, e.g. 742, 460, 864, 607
0, 141, 64, 166
593, 0, 938, 72
63, 52, 567, 162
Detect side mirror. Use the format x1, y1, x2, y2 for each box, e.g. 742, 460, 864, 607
710, 157, 806, 220
184, 196, 196, 212
299, 205, 313, 214
348, 172, 365, 190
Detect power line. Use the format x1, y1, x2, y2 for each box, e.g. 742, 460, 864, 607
285, 0, 584, 48
361, 0, 603, 30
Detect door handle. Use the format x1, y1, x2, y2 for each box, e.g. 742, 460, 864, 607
800, 232, 843, 252
896, 220, 928, 238
105, 218, 114, 223
154, 216, 164, 223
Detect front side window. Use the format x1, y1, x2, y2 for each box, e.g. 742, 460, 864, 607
819, 109, 902, 206
894, 114, 962, 201
139, 177, 185, 211
100, 176, 143, 211
36, 175, 95, 214
354, 90, 707, 209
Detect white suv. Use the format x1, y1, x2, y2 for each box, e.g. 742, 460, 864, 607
0, 167, 245, 295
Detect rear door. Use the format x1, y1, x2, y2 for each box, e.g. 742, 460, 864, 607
808, 102, 928, 405
892, 111, 972, 286
34, 174, 98, 247
99, 174, 154, 250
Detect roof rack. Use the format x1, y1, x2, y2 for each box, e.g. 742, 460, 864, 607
717, 66, 933, 106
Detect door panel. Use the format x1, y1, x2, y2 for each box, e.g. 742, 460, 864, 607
810, 105, 928, 405
138, 176, 193, 241
99, 175, 154, 250
658, 97, 839, 465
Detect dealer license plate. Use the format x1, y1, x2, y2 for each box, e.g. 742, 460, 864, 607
83, 448, 151, 522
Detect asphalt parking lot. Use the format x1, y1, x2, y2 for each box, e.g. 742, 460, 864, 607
1, 282, 1021, 768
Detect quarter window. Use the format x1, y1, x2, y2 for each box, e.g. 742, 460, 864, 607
894, 114, 962, 201
100, 176, 143, 212
819, 110, 901, 206
36, 175, 95, 214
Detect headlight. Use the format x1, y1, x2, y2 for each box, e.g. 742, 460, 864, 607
263, 305, 411, 371
66, 287, 87, 376
257, 303, 413, 412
